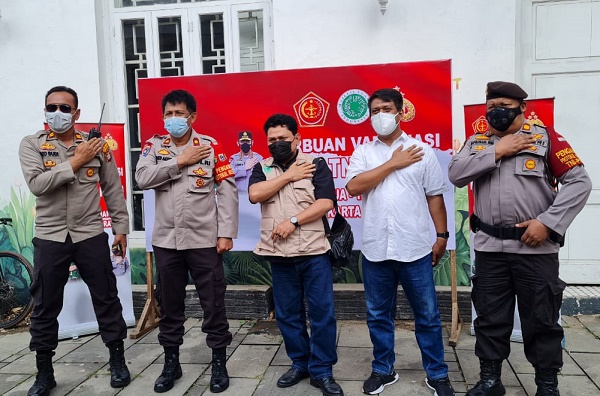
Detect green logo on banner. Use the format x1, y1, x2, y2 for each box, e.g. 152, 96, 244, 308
337, 89, 369, 125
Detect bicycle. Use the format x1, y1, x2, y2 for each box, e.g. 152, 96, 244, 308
0, 218, 34, 329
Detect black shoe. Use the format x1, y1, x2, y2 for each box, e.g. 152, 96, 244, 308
466, 359, 505, 396
28, 352, 57, 396
310, 376, 344, 396
154, 349, 182, 393
210, 350, 229, 393
277, 367, 310, 388
535, 368, 560, 396
27, 377, 57, 396
107, 340, 131, 388
362, 371, 399, 394
426, 376, 455, 396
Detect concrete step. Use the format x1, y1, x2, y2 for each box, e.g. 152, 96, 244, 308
132, 284, 600, 322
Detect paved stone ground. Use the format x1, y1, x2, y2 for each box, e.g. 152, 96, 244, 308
0, 315, 599, 395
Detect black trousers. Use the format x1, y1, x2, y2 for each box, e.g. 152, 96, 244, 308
472, 251, 565, 369
29, 233, 127, 351
153, 245, 232, 349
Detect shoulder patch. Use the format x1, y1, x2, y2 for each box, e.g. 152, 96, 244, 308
141, 142, 153, 157
547, 127, 583, 178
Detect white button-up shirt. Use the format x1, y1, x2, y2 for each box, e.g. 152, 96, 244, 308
346, 132, 447, 262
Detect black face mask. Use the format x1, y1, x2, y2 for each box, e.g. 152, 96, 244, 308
269, 140, 295, 164
240, 142, 251, 154
486, 106, 522, 132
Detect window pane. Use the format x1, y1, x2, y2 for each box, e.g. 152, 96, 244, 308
200, 14, 226, 74
122, 19, 147, 231
158, 17, 185, 77
238, 10, 264, 72
116, 0, 198, 7
132, 192, 144, 231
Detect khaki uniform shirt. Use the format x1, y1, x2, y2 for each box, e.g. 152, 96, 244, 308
135, 130, 238, 250
448, 123, 591, 254
251, 152, 331, 258
18, 129, 129, 243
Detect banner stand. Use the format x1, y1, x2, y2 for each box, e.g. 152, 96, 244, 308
449, 250, 463, 346
129, 252, 161, 339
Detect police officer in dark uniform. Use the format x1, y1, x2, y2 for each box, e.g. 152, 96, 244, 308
449, 81, 592, 396
19, 86, 131, 396
229, 131, 263, 192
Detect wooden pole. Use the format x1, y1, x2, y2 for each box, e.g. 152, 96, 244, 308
448, 250, 463, 346
129, 252, 161, 339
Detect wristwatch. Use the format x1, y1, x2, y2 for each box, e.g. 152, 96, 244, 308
290, 216, 299, 228
436, 231, 450, 239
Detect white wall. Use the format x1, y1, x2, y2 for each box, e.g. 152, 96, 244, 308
272, 0, 519, 141
0, 0, 103, 205
1, 0, 597, 281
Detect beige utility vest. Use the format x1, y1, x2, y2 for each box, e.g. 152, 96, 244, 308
253, 152, 330, 258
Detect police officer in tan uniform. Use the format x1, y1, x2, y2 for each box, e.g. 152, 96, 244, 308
18, 86, 130, 396
448, 82, 592, 396
135, 89, 238, 394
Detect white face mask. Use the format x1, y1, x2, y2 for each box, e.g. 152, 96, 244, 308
45, 111, 74, 134
370, 112, 399, 137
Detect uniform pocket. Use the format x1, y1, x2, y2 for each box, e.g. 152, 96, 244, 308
515, 155, 544, 178
535, 278, 567, 326
297, 220, 324, 253
187, 166, 212, 193
470, 274, 489, 317
78, 158, 101, 183
293, 179, 314, 206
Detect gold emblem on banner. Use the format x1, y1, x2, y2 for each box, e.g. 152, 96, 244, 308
472, 116, 489, 134
526, 111, 546, 127
105, 133, 118, 151
293, 91, 330, 127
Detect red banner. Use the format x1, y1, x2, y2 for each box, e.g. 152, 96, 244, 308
139, 61, 453, 156
138, 61, 453, 250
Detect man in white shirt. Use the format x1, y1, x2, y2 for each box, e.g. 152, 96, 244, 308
346, 88, 454, 396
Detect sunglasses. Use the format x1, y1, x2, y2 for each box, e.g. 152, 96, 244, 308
45, 104, 74, 113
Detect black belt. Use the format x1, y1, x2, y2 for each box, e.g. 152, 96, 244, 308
470, 214, 564, 246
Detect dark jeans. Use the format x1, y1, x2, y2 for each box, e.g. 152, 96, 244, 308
153, 245, 232, 349
270, 254, 338, 379
29, 233, 126, 351
472, 251, 565, 369
362, 253, 448, 379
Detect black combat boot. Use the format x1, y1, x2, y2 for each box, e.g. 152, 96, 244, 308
210, 347, 229, 393
535, 368, 560, 396
107, 340, 131, 388
466, 359, 506, 396
154, 347, 182, 393
27, 351, 57, 396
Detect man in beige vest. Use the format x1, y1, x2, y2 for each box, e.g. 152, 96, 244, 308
248, 114, 343, 396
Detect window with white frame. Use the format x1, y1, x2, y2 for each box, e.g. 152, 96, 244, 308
111, 1, 272, 233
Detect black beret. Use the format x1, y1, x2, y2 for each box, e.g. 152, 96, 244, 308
485, 81, 528, 100
238, 131, 252, 140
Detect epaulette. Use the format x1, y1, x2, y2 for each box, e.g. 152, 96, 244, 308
35, 129, 51, 137
198, 134, 217, 145
472, 133, 491, 141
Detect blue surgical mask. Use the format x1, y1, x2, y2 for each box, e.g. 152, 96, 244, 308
164, 116, 190, 138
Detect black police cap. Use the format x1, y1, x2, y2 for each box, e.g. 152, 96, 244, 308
485, 81, 528, 101
238, 131, 252, 141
